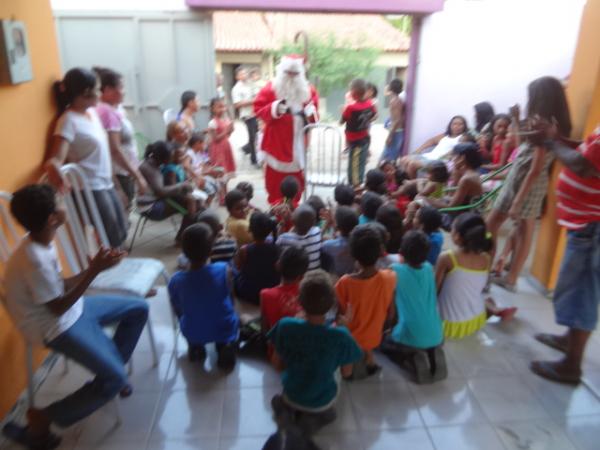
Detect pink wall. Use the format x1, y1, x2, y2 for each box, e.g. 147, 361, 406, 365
186, 0, 443, 14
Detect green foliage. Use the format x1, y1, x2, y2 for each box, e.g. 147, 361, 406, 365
272, 34, 380, 96
386, 15, 412, 35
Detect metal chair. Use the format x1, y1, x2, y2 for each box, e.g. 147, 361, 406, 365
303, 124, 346, 198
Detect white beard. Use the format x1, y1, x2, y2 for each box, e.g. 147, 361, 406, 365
273, 73, 310, 107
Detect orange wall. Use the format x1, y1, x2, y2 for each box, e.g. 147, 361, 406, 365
0, 0, 61, 417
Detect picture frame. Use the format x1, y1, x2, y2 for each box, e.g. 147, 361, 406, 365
0, 20, 33, 85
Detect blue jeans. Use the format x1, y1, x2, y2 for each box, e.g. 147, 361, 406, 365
380, 129, 404, 162
44, 295, 148, 427
553, 223, 600, 331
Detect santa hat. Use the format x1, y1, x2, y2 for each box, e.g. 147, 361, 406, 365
278, 54, 306, 74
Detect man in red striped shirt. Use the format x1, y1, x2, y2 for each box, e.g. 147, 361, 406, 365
530, 124, 600, 384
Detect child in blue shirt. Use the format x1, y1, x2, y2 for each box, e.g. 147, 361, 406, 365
321, 206, 358, 277
359, 191, 383, 225
381, 230, 446, 384
268, 270, 362, 435
168, 223, 239, 369
415, 205, 444, 266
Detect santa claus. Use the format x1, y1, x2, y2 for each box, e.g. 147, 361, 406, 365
253, 54, 319, 205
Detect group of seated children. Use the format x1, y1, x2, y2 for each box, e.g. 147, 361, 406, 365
167, 171, 517, 437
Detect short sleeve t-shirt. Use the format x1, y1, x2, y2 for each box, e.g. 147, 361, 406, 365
54, 109, 113, 190
427, 231, 444, 266
342, 100, 377, 142
3, 236, 84, 344
267, 318, 362, 410
231, 81, 256, 119
276, 227, 322, 270
556, 127, 600, 229
260, 283, 302, 330
321, 237, 355, 277
335, 270, 396, 350
391, 262, 442, 349
225, 216, 253, 246
168, 262, 239, 345
96, 102, 138, 177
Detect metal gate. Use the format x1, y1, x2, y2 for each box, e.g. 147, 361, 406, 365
54, 10, 216, 142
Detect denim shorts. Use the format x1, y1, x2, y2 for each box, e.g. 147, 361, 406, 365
553, 222, 600, 331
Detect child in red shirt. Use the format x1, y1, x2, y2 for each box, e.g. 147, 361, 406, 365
340, 79, 377, 186
261, 246, 310, 332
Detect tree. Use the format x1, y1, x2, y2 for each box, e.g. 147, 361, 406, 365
273, 34, 380, 97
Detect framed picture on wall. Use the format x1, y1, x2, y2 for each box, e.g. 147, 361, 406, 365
0, 20, 33, 85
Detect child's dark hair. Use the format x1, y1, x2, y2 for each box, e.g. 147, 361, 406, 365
474, 102, 495, 133
366, 82, 378, 98
144, 140, 172, 165
188, 132, 206, 148
306, 195, 325, 218
400, 230, 430, 268
10, 184, 57, 233
388, 78, 403, 95
235, 181, 254, 201
349, 224, 383, 267
224, 189, 247, 212
180, 90, 197, 114
527, 76, 571, 137
379, 160, 395, 172
249, 211, 276, 241
350, 78, 367, 98
334, 184, 355, 206
394, 168, 409, 187
417, 206, 442, 234
209, 97, 223, 117
403, 183, 419, 201
365, 169, 387, 194
92, 66, 122, 92
53, 67, 97, 114
335, 206, 359, 236
426, 161, 450, 183
299, 269, 335, 315
445, 115, 468, 136
490, 113, 511, 135
197, 210, 222, 235
279, 245, 309, 281
280, 176, 300, 200
453, 212, 493, 253
182, 223, 214, 263
375, 204, 404, 254
360, 191, 384, 220
292, 205, 316, 235
452, 142, 482, 169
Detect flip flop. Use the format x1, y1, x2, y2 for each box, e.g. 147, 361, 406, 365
490, 275, 517, 293
530, 360, 581, 385
497, 306, 518, 321
534, 333, 568, 353
2, 422, 61, 450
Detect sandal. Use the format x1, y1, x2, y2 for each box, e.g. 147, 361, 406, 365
534, 333, 568, 353
2, 422, 61, 450
490, 275, 517, 293
530, 360, 581, 385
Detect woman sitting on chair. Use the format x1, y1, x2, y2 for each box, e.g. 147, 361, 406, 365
138, 141, 199, 244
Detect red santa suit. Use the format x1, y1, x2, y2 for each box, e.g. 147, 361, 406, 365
253, 56, 319, 205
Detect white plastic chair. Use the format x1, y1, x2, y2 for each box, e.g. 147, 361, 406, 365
303, 124, 346, 198
56, 164, 178, 354
162, 108, 179, 125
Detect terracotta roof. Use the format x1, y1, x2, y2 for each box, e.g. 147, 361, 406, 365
213, 11, 409, 53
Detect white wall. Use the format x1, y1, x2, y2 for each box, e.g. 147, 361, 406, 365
51, 0, 189, 11
409, 0, 586, 151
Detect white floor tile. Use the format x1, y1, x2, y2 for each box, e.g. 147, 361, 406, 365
220, 387, 278, 437
428, 424, 506, 450
348, 382, 423, 431
408, 378, 487, 426
495, 419, 576, 450
223, 357, 281, 389
468, 376, 550, 422
218, 435, 271, 450
361, 428, 434, 450
558, 415, 600, 450
151, 389, 225, 439
147, 438, 219, 450
163, 352, 228, 392
445, 337, 515, 378
314, 432, 364, 450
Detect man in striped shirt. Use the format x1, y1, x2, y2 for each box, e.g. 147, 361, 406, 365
276, 205, 322, 271
531, 125, 600, 384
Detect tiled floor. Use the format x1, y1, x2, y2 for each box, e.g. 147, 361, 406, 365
3, 123, 600, 449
